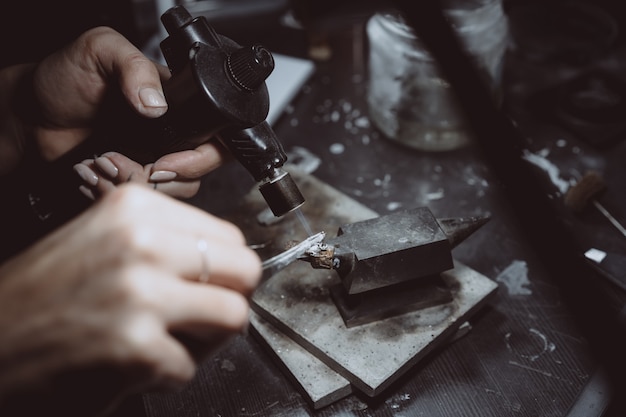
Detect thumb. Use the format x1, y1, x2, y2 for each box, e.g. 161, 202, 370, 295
118, 58, 170, 119
94, 28, 171, 118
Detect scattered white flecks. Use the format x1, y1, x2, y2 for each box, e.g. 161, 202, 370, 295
386, 393, 411, 411
313, 98, 372, 139
433, 165, 443, 173
459, 164, 490, 198
289, 118, 299, 127
496, 260, 532, 296
387, 201, 402, 211
449, 321, 473, 342
469, 176, 488, 197
356, 176, 365, 183
220, 359, 236, 372
354, 116, 370, 128
584, 248, 607, 263
556, 139, 567, 148
572, 146, 581, 154
361, 134, 370, 145
329, 143, 345, 154
374, 174, 391, 187
522, 149, 572, 194
286, 146, 321, 174
285, 104, 295, 114
426, 188, 445, 201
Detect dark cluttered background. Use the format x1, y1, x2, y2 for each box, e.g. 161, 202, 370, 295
3, 1, 626, 416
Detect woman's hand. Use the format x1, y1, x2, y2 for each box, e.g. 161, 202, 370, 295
74, 141, 230, 200
3, 26, 228, 198
28, 26, 171, 161
0, 184, 261, 415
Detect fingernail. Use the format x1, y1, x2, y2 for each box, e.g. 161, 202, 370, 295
139, 88, 167, 114
73, 164, 99, 186
149, 170, 177, 182
94, 156, 119, 178
79, 185, 95, 200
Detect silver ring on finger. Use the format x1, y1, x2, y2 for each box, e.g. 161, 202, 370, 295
197, 239, 210, 283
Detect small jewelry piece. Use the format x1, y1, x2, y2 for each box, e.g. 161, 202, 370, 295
197, 239, 210, 283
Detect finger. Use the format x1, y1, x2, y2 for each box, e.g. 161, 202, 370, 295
74, 159, 98, 200
93, 155, 120, 180
119, 267, 247, 362
120, 314, 196, 389
103, 187, 261, 290
152, 142, 230, 179
73, 159, 116, 199
110, 185, 249, 247
91, 154, 201, 198
73, 159, 99, 187
89, 27, 169, 118
191, 238, 262, 293
154, 278, 252, 334
99, 152, 150, 183
82, 154, 198, 199
153, 180, 201, 199
148, 232, 261, 293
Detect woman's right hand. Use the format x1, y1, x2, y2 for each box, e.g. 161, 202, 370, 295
0, 183, 261, 416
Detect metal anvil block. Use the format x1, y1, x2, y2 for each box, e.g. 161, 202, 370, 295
327, 207, 453, 294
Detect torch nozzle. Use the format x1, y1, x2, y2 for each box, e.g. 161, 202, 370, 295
259, 168, 305, 217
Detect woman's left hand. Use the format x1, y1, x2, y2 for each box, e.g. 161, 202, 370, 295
74, 140, 230, 200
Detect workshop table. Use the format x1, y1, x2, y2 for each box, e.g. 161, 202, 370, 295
142, 9, 626, 417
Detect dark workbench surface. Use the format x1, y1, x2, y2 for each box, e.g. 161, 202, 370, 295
142, 5, 626, 416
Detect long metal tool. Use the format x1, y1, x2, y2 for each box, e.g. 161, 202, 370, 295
261, 231, 326, 281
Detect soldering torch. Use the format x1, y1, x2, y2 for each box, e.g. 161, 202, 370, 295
155, 5, 304, 217
2, 5, 304, 259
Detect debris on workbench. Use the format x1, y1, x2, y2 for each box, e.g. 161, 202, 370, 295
522, 148, 572, 194
583, 249, 626, 291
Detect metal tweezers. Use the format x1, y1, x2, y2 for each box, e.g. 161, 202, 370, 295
261, 231, 325, 281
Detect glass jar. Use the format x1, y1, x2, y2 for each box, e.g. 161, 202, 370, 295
366, 0, 509, 151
